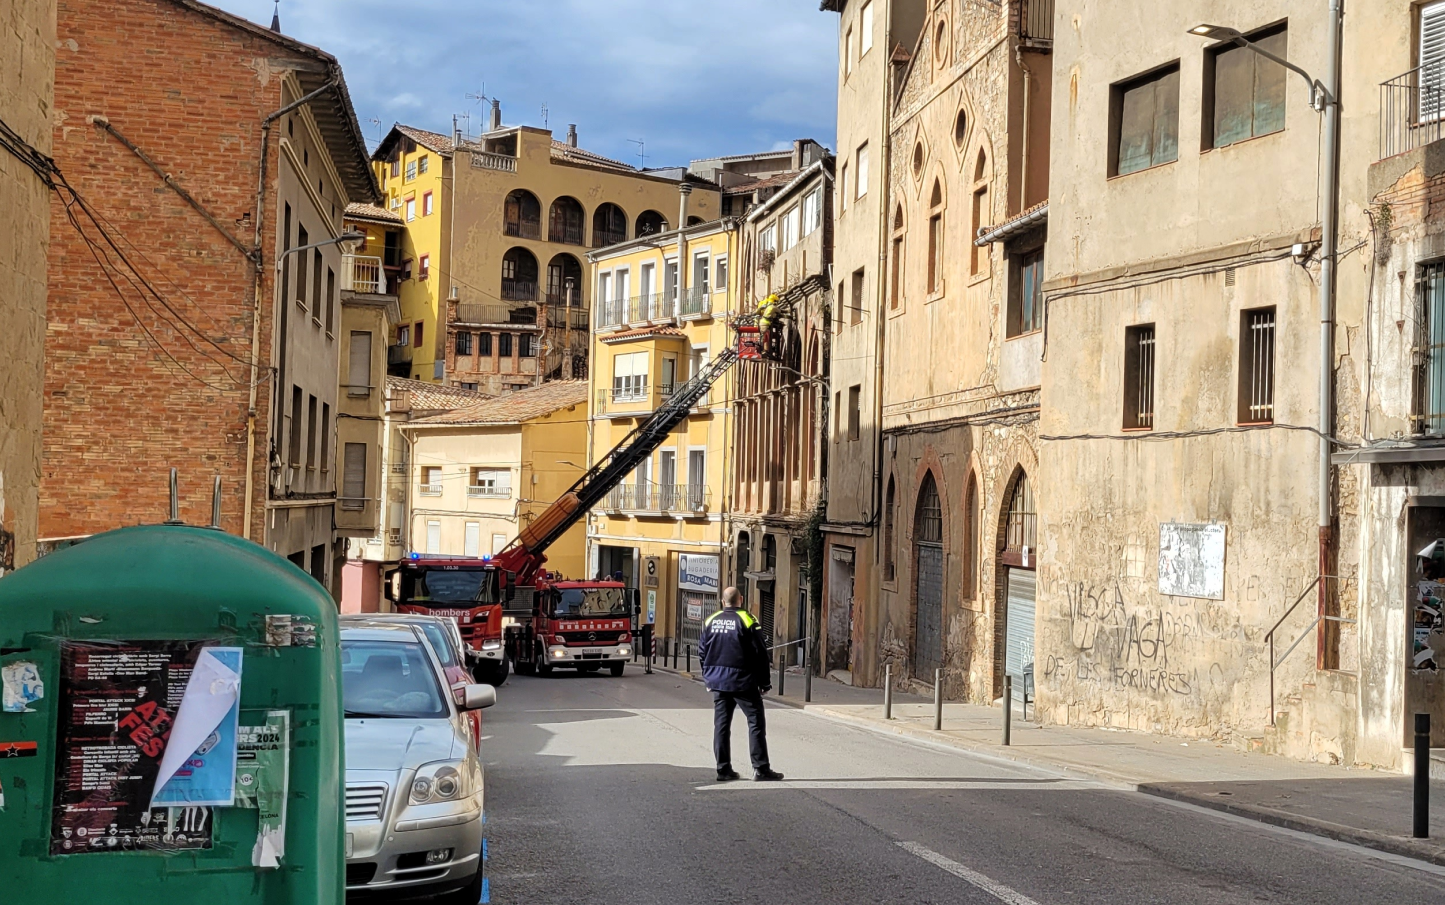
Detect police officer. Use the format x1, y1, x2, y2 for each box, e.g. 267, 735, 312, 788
698, 586, 784, 782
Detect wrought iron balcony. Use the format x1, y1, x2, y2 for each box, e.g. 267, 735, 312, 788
455, 303, 537, 325
678, 286, 711, 318
604, 482, 709, 513
1019, 0, 1053, 44
501, 279, 538, 302
1381, 61, 1445, 159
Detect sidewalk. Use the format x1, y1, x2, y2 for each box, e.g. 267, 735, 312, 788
648, 660, 1445, 866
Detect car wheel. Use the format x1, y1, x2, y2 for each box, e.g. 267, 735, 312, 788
610, 662, 625, 677
535, 644, 553, 676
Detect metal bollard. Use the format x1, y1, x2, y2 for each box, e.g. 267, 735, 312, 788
672, 640, 678, 670
686, 644, 692, 674
644, 625, 653, 674
804, 640, 812, 702
933, 669, 943, 730
778, 650, 786, 697
1416, 713, 1431, 839
1003, 675, 1013, 747
883, 664, 893, 720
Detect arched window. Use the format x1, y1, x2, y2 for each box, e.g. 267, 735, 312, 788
636, 209, 668, 236
1005, 472, 1035, 554
501, 247, 539, 301
736, 530, 751, 589
883, 476, 897, 581
962, 472, 979, 599
971, 150, 990, 276
890, 204, 905, 310
687, 215, 705, 227
549, 196, 585, 245
953, 109, 968, 148
927, 180, 944, 295
592, 202, 628, 247
503, 189, 541, 239
913, 473, 944, 679
546, 254, 583, 306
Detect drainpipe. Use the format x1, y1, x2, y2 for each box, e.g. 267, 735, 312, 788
1014, 40, 1032, 212
677, 184, 693, 317
1317, 0, 1344, 668
246, 76, 340, 540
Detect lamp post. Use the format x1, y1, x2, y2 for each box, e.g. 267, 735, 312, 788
1191, 7, 1343, 666
275, 230, 367, 272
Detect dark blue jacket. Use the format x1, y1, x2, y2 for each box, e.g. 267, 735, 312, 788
698, 607, 770, 693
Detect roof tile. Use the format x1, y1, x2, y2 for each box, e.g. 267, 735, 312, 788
408, 380, 589, 425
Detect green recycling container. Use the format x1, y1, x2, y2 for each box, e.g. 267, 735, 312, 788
0, 525, 343, 902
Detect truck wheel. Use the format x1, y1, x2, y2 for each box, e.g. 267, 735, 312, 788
610, 662, 625, 677
534, 645, 553, 676
484, 656, 509, 686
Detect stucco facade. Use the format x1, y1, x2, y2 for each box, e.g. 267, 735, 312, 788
0, 0, 53, 575
586, 216, 738, 650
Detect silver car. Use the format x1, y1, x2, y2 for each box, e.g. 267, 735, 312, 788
341, 623, 495, 902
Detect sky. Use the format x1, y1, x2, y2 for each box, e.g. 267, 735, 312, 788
212, 0, 840, 167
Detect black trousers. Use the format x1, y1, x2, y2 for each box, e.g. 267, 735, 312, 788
713, 688, 770, 772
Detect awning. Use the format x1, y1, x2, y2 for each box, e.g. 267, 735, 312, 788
974, 201, 1048, 246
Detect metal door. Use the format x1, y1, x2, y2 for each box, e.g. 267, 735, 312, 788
760, 584, 775, 647
913, 543, 943, 678
1005, 568, 1036, 679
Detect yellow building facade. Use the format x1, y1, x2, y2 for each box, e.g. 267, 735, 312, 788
586, 214, 741, 650
372, 125, 455, 382
400, 381, 590, 578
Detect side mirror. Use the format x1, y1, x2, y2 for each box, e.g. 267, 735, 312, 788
461, 684, 496, 711
383, 570, 396, 602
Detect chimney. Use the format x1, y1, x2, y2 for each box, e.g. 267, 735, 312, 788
566, 124, 578, 148
677, 183, 693, 231
489, 99, 502, 132
453, 114, 462, 147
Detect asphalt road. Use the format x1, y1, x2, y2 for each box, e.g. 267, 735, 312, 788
479, 668, 1445, 905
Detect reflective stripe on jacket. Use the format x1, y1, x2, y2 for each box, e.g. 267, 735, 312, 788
697, 607, 769, 693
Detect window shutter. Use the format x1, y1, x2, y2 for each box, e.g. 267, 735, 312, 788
348, 331, 372, 392
1423, 2, 1445, 119
343, 443, 366, 507
464, 523, 480, 558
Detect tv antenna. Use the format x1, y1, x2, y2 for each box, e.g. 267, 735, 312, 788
540, 102, 549, 129
466, 82, 489, 108
628, 138, 647, 169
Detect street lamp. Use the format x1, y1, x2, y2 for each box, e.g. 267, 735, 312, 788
1190, 5, 1343, 667
274, 230, 366, 271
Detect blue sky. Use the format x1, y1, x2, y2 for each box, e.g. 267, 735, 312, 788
213, 0, 840, 166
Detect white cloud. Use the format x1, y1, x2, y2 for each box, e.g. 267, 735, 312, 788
208, 0, 838, 163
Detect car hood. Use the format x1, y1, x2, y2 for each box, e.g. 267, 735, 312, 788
344, 718, 462, 772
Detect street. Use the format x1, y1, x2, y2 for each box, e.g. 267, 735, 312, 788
479, 671, 1445, 905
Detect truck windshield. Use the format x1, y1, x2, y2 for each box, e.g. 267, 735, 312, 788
341, 640, 448, 718
402, 568, 495, 604
551, 587, 629, 619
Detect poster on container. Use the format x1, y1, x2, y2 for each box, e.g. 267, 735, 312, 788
50, 641, 240, 854
1414, 580, 1444, 672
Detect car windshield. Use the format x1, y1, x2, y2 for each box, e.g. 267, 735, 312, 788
403, 568, 494, 604
414, 622, 458, 669
550, 587, 629, 619
342, 640, 449, 718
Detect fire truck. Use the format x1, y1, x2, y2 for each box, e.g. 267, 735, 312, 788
388, 278, 820, 681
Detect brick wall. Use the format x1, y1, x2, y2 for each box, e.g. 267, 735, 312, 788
44, 0, 285, 538
0, 0, 55, 572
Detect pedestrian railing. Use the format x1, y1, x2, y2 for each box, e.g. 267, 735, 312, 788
1263, 574, 1357, 725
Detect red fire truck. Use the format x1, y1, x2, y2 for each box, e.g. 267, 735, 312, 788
388, 279, 819, 680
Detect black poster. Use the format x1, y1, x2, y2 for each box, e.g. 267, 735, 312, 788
51, 640, 214, 854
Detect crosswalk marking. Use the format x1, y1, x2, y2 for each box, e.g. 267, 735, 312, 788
897, 841, 1043, 905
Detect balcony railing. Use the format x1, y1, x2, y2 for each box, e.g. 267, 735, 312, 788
596, 292, 677, 329
592, 228, 626, 248
387, 343, 413, 366
605, 482, 710, 513
678, 286, 711, 318
501, 280, 538, 302
1019, 0, 1054, 43
467, 485, 511, 498
471, 151, 517, 172
341, 254, 385, 294
418, 483, 442, 496
1382, 61, 1445, 159
544, 304, 589, 331
456, 303, 537, 325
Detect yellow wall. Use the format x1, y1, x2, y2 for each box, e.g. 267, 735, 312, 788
519, 402, 588, 579
586, 222, 739, 638
375, 142, 448, 381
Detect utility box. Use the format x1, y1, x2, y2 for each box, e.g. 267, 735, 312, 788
0, 525, 343, 902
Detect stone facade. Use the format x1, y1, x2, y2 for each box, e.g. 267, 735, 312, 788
0, 0, 54, 575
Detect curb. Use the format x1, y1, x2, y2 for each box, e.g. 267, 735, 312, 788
640, 663, 1445, 867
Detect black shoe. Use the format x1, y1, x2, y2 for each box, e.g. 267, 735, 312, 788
716, 768, 741, 782
753, 768, 785, 782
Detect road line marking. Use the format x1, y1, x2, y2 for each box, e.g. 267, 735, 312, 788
696, 779, 1100, 791
897, 841, 1043, 905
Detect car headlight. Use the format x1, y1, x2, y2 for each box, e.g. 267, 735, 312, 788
410, 761, 470, 805
481, 639, 502, 651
